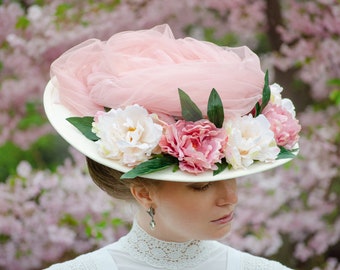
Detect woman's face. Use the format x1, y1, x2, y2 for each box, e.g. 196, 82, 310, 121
148, 179, 238, 242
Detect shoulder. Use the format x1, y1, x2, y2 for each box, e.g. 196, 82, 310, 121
228, 246, 293, 270
44, 244, 117, 270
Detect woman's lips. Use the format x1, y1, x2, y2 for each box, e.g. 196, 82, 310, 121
211, 212, 234, 224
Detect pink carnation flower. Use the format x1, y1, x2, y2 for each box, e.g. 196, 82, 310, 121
263, 103, 301, 149
159, 119, 227, 174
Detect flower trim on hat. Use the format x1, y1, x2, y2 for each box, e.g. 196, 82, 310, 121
67, 71, 300, 179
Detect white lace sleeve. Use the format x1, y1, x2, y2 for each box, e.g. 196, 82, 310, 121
240, 250, 293, 270
44, 248, 118, 270
45, 254, 96, 270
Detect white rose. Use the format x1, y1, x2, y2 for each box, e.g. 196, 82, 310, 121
269, 83, 283, 104
223, 114, 280, 169
92, 105, 163, 166
269, 83, 296, 116
281, 98, 296, 117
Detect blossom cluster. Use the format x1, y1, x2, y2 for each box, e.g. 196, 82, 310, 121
0, 149, 130, 270
89, 83, 300, 176
273, 0, 340, 101
1, 1, 340, 269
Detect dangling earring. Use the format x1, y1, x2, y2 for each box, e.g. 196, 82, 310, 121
146, 206, 156, 230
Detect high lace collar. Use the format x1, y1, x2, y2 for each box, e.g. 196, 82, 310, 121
119, 221, 215, 269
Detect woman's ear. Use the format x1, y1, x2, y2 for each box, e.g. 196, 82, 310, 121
130, 184, 155, 209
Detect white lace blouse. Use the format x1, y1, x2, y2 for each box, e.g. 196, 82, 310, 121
45, 222, 292, 270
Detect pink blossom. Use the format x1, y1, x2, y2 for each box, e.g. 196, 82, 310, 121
295, 242, 314, 262
0, 149, 130, 270
159, 119, 227, 174
262, 103, 301, 149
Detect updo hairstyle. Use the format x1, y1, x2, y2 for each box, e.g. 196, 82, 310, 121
86, 157, 161, 201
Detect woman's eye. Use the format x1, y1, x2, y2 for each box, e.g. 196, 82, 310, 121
192, 183, 212, 191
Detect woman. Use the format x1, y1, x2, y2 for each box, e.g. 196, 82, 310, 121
44, 24, 300, 269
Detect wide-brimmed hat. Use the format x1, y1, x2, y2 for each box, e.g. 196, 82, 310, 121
44, 24, 300, 182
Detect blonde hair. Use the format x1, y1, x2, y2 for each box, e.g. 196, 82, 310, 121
86, 157, 160, 201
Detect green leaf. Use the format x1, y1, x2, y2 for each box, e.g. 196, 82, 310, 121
121, 155, 178, 179
18, 102, 46, 129
178, 88, 203, 121
330, 90, 340, 105
276, 146, 298, 160
0, 142, 24, 182
260, 70, 271, 113
0, 234, 11, 244
59, 213, 79, 227
213, 159, 228, 175
16, 16, 30, 30
84, 225, 92, 237
55, 3, 73, 18
111, 218, 124, 228
254, 102, 261, 117
327, 78, 340, 86
28, 134, 71, 172
95, 220, 107, 229
66, 116, 99, 141
207, 88, 224, 128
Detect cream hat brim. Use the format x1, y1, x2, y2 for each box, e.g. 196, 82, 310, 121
44, 80, 297, 182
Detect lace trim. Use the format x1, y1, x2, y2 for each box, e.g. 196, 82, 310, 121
120, 222, 215, 270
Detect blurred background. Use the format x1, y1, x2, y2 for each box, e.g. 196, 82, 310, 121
0, 0, 339, 269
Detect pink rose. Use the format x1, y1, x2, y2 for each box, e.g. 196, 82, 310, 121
51, 24, 264, 119
263, 103, 301, 149
159, 119, 227, 174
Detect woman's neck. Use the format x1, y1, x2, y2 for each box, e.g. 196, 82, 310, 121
119, 220, 215, 270
135, 210, 191, 242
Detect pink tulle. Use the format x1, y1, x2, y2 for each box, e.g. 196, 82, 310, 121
51, 24, 264, 119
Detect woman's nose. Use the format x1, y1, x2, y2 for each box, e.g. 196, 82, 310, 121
216, 179, 238, 206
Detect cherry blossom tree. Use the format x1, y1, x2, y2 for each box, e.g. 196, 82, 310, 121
0, 0, 339, 269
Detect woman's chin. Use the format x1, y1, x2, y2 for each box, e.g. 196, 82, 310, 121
201, 223, 233, 240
